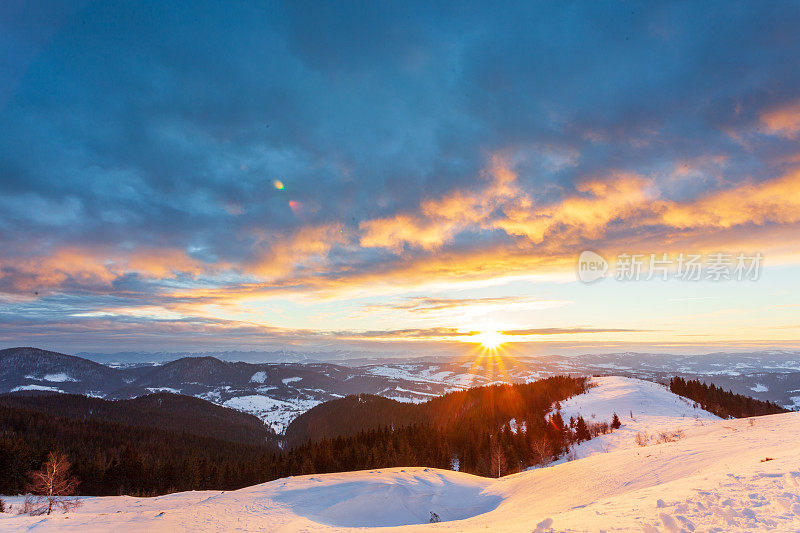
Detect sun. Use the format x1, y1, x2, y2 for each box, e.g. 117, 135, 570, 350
471, 330, 507, 350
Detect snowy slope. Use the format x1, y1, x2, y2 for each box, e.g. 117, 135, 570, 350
555, 376, 720, 460
3, 377, 800, 532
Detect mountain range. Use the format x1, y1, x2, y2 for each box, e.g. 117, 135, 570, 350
2, 347, 798, 434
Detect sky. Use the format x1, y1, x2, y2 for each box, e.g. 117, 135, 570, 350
1, 1, 800, 356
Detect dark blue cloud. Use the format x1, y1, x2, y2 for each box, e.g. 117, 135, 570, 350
1, 1, 800, 348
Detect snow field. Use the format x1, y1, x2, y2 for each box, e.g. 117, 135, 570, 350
222, 395, 321, 434
3, 376, 799, 532
554, 376, 720, 460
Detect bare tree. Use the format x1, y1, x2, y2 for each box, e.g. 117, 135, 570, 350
530, 436, 551, 466
489, 440, 506, 478
26, 451, 81, 515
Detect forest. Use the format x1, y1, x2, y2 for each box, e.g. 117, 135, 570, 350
0, 392, 278, 447
1, 375, 601, 495
668, 377, 789, 418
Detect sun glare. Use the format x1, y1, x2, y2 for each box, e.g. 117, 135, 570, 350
472, 330, 507, 350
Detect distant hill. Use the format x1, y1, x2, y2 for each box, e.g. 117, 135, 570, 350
3, 347, 799, 437
285, 375, 589, 447
0, 391, 278, 448
0, 347, 470, 433
0, 347, 126, 393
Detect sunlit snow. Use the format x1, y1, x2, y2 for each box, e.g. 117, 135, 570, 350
4, 376, 799, 531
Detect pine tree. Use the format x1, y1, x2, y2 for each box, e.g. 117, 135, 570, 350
575, 416, 590, 442
611, 413, 621, 429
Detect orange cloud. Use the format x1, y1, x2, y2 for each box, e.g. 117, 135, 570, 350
7, 155, 800, 313
192, 159, 800, 303
658, 169, 800, 229
359, 157, 663, 255
498, 172, 656, 242
359, 212, 459, 251
0, 248, 117, 293
360, 152, 800, 270
0, 246, 210, 295
248, 223, 346, 278
761, 99, 800, 138
125, 249, 208, 278
359, 156, 519, 251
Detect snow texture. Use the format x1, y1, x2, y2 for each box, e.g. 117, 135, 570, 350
249, 371, 268, 383
223, 395, 320, 434
3, 377, 800, 532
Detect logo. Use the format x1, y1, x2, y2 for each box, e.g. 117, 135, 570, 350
577, 250, 608, 283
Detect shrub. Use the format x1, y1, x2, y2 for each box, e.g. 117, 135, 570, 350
663, 430, 684, 443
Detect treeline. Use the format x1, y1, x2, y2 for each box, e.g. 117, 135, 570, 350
0, 403, 276, 495
669, 377, 789, 419
0, 392, 278, 447
286, 375, 589, 445
282, 376, 604, 478
282, 406, 617, 479
0, 376, 611, 496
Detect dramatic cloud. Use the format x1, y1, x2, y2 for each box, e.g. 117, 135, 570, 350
1, 1, 800, 351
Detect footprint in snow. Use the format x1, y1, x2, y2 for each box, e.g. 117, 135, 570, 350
659, 513, 681, 533
675, 515, 695, 531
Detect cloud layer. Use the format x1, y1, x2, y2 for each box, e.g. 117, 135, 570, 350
1, 1, 800, 351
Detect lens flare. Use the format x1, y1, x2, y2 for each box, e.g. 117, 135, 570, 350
273, 179, 284, 190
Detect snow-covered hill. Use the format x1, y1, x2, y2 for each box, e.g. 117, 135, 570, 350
555, 376, 720, 460
4, 348, 799, 434
3, 376, 799, 531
